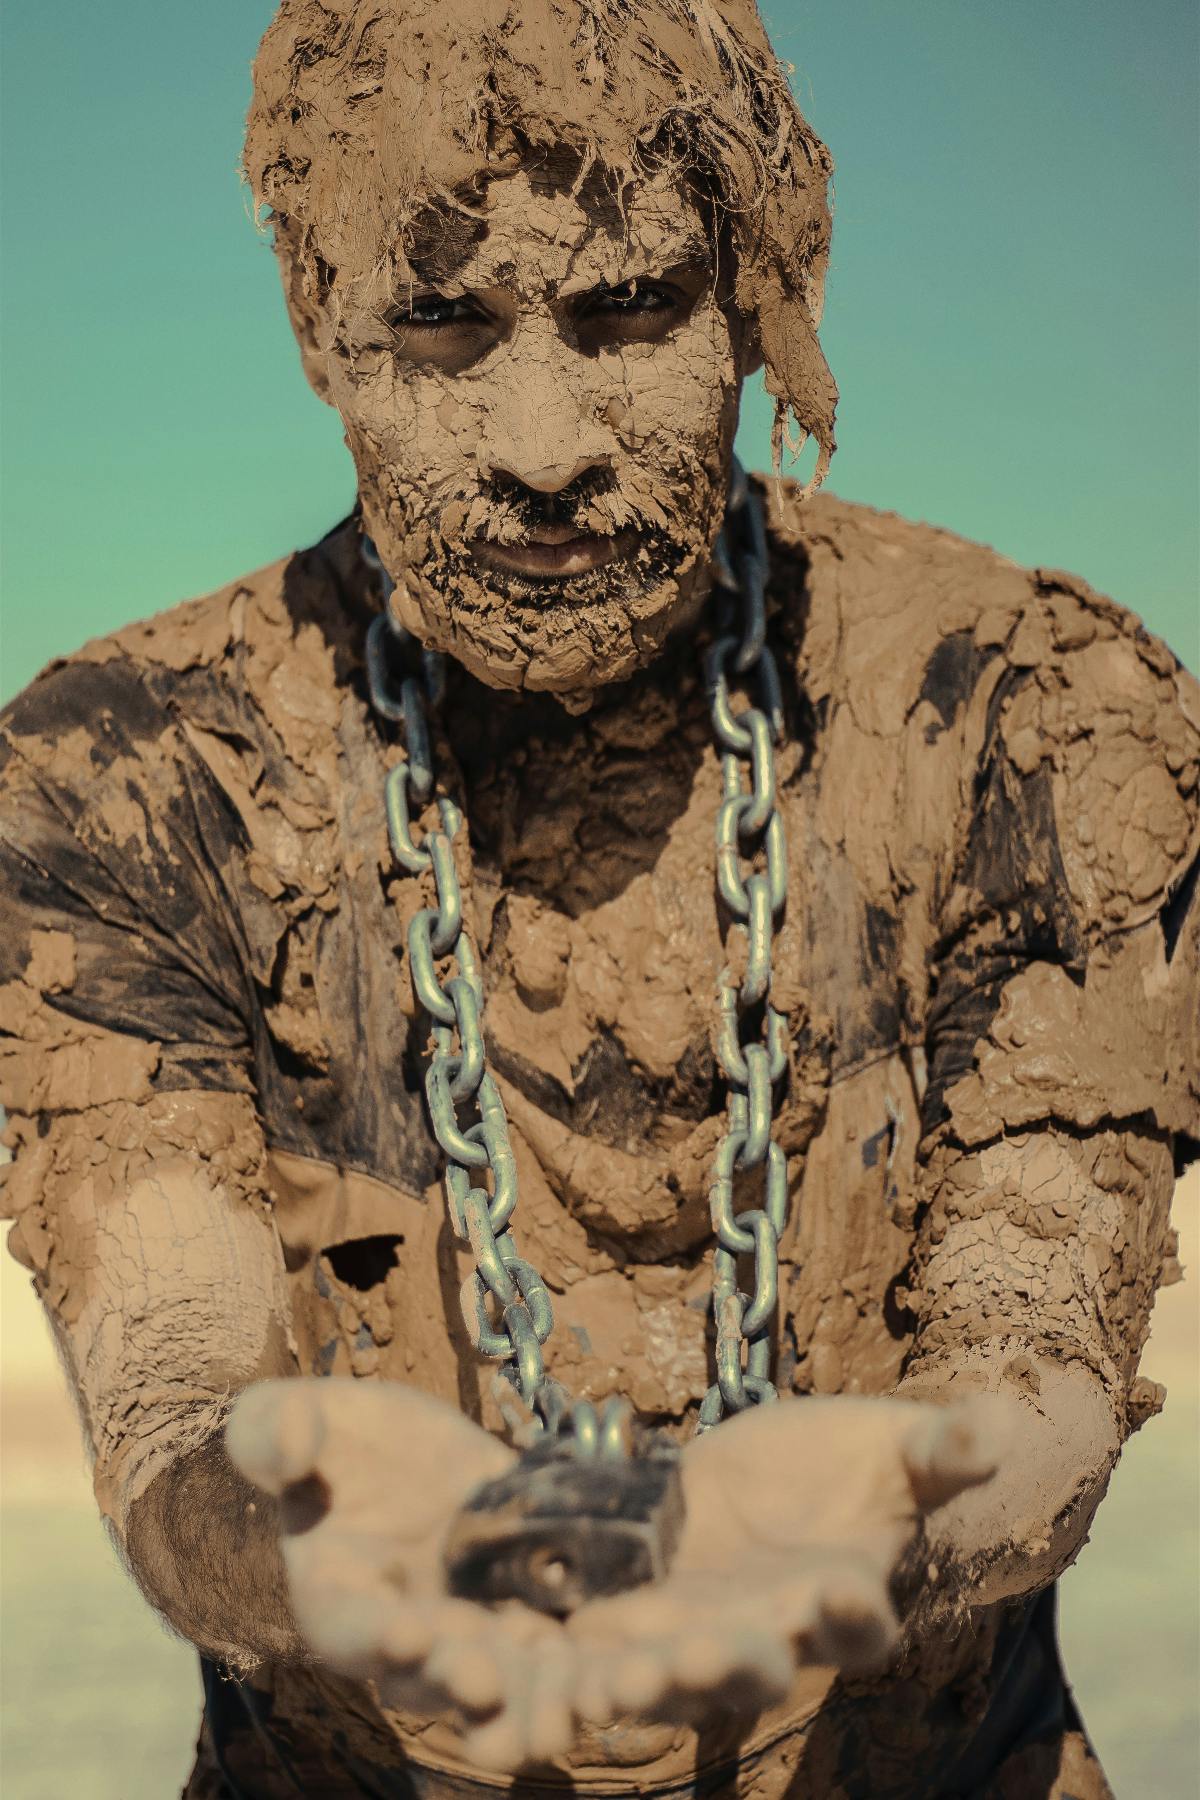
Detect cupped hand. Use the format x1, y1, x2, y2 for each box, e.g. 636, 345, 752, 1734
224, 1378, 580, 1769
562, 1393, 1009, 1728
226, 1382, 1008, 1774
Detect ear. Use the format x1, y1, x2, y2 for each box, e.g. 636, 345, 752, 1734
277, 242, 337, 408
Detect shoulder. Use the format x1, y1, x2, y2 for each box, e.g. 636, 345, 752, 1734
1, 517, 364, 800
761, 476, 1198, 754
761, 479, 1200, 934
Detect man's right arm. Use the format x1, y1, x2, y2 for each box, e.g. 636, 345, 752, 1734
6, 1086, 309, 1671
0, 661, 320, 1668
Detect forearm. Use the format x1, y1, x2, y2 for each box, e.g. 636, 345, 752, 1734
124, 1430, 310, 1670
895, 1122, 1175, 1613
7, 1095, 306, 1666
895, 1341, 1120, 1608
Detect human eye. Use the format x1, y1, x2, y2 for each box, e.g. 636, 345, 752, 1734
389, 292, 486, 330
587, 278, 675, 315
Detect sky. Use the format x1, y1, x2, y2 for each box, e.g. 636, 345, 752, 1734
1, 0, 1197, 701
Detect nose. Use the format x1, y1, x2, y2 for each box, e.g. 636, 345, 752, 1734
483, 451, 607, 494
475, 324, 616, 493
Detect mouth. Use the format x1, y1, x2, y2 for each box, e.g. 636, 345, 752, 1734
471, 525, 639, 580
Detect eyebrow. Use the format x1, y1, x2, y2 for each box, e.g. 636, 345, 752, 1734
556, 254, 713, 299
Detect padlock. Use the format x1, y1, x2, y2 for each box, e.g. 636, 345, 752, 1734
443, 1421, 685, 1617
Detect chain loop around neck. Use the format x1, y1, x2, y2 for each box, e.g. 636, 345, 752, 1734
364, 462, 792, 1440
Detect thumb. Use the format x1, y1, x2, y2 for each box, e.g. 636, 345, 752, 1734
226, 1378, 327, 1496
900, 1395, 1013, 1511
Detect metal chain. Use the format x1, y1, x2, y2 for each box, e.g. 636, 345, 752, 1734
362, 540, 555, 1417
364, 455, 790, 1441
697, 458, 792, 1430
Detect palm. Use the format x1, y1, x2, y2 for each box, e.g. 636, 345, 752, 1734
563, 1395, 1004, 1725
226, 1379, 576, 1763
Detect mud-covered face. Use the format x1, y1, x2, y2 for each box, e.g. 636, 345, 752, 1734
318, 165, 750, 694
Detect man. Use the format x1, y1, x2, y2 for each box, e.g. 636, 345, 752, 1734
1, 2, 1196, 1795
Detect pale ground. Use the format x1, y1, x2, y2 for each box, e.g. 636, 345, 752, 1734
1, 1178, 1197, 1800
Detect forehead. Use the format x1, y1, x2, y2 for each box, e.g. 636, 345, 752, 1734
406, 163, 713, 299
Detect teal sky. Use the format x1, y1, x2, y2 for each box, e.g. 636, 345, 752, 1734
1, 0, 1196, 701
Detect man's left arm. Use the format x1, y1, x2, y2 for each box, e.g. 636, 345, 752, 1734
896, 590, 1200, 1616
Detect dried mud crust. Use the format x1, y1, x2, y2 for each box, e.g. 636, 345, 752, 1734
1, 486, 1196, 1798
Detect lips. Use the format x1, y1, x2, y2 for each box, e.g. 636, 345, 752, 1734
471, 525, 637, 579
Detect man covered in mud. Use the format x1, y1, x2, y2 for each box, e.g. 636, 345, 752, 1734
2, 2, 1198, 1796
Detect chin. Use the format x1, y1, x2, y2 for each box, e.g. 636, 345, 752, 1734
386, 550, 710, 697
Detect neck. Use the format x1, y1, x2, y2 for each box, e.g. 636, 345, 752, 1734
441, 586, 719, 756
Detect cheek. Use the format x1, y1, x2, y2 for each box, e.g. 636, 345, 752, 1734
325, 358, 478, 491
612, 318, 739, 463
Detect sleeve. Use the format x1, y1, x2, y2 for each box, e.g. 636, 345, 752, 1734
906, 581, 1200, 1426
0, 653, 257, 1125
0, 654, 295, 1532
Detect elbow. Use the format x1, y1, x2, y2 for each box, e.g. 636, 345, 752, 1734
119, 1435, 303, 1670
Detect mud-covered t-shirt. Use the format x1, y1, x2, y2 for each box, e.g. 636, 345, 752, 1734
2, 485, 1198, 1800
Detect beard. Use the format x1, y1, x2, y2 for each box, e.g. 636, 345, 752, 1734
358, 458, 728, 696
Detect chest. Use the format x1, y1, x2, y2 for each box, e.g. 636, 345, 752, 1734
265, 691, 923, 1433
481, 733, 729, 1108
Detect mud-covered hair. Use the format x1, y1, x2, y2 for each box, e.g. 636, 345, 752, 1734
244, 0, 837, 491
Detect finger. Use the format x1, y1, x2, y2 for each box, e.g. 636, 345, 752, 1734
282, 1532, 423, 1670
225, 1380, 326, 1496
808, 1565, 897, 1673
901, 1396, 1012, 1511
568, 1632, 678, 1724
669, 1621, 792, 1705
572, 1658, 616, 1726
670, 1625, 735, 1690
462, 1709, 529, 1774
720, 1630, 794, 1707
300, 1586, 409, 1673
526, 1645, 577, 1763
423, 1636, 506, 1713
372, 1603, 505, 1719
608, 1646, 672, 1713
660, 1628, 795, 1720
377, 1605, 436, 1670
418, 1603, 568, 1724
762, 1567, 822, 1642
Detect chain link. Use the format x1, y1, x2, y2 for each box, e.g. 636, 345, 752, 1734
698, 459, 792, 1430
362, 541, 554, 1413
